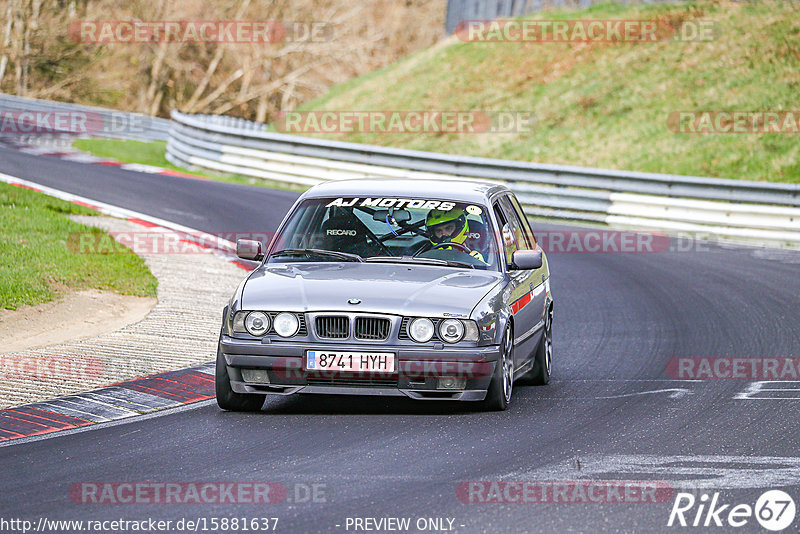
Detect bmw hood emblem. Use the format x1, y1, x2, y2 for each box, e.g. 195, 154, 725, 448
348, 298, 361, 305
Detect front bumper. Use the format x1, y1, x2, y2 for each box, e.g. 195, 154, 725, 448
219, 335, 500, 401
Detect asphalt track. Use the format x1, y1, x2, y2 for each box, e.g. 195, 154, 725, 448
1, 145, 800, 533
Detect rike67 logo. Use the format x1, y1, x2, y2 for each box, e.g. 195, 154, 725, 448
668, 490, 796, 531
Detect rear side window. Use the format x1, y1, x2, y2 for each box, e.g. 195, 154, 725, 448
508, 195, 535, 248
493, 199, 517, 265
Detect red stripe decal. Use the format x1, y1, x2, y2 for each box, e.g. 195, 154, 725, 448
511, 293, 532, 315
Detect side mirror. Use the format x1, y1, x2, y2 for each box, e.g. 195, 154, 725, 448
510, 249, 542, 270
236, 239, 264, 261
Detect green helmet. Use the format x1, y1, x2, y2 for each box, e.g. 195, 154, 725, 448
426, 208, 469, 245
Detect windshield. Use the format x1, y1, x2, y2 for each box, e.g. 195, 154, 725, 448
269, 196, 500, 270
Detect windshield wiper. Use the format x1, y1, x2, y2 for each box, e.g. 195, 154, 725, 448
271, 248, 364, 262
366, 256, 475, 269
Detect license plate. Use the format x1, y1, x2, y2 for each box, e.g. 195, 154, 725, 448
306, 351, 395, 373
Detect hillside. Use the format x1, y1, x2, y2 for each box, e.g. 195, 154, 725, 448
295, 0, 800, 182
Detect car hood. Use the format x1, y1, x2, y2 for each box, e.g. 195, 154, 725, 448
241, 262, 503, 317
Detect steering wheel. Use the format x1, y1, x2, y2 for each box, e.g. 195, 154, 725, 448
413, 241, 470, 256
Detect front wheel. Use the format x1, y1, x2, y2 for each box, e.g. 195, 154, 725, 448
482, 326, 514, 411
215, 346, 266, 411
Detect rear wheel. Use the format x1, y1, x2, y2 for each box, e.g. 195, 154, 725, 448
528, 306, 553, 385
215, 346, 266, 412
482, 326, 514, 411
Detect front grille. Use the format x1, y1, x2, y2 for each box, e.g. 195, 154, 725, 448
355, 317, 391, 340
399, 317, 412, 340
315, 316, 350, 339
296, 314, 308, 336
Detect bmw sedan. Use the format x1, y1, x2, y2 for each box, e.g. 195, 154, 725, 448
216, 178, 553, 411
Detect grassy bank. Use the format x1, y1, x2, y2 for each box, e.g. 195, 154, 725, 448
294, 0, 800, 182
72, 139, 305, 192
0, 182, 157, 310
72, 139, 172, 169
72, 1, 799, 184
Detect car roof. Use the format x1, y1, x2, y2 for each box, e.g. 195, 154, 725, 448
301, 178, 509, 205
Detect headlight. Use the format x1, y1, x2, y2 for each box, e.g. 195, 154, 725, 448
245, 311, 270, 336
439, 319, 465, 343
273, 312, 300, 338
409, 318, 435, 343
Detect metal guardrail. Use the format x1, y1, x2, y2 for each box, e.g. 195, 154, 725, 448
0, 93, 171, 141
165, 110, 800, 244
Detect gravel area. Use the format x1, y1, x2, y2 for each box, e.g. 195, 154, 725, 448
0, 215, 244, 408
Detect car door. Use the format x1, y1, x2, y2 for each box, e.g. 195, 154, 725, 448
497, 194, 544, 368
506, 193, 548, 329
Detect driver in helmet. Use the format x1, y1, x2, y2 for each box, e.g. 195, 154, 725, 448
425, 208, 486, 263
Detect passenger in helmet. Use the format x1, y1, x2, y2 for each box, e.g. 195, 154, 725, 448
425, 208, 486, 263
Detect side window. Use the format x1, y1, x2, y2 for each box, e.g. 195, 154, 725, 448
493, 200, 517, 265
498, 196, 526, 251
508, 195, 535, 248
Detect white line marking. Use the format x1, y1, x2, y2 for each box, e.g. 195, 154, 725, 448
506, 455, 800, 489
557, 379, 705, 383
593, 388, 692, 399
735, 381, 800, 400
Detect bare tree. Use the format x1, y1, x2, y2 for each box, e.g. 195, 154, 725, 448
0, 0, 446, 119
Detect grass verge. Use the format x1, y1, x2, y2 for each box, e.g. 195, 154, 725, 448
72, 138, 307, 192
0, 182, 158, 310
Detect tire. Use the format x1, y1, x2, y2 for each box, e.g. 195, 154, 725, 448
528, 305, 553, 386
215, 346, 266, 412
482, 325, 514, 411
